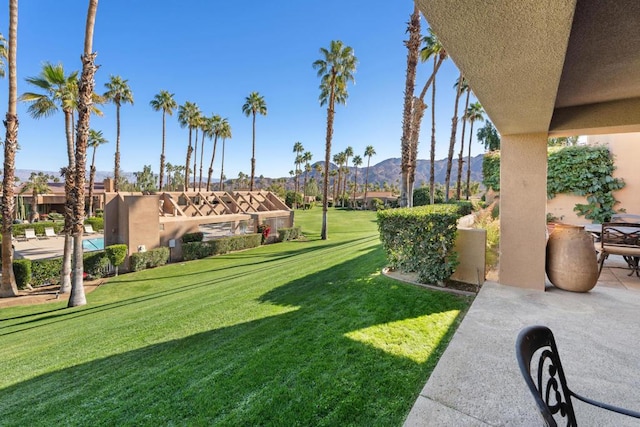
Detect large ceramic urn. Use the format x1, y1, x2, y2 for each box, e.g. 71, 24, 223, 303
545, 224, 599, 292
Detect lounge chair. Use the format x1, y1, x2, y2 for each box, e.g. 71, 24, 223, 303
44, 227, 58, 238
84, 224, 97, 234
24, 228, 38, 241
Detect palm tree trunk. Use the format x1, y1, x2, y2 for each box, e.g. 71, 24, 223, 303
219, 138, 226, 191
352, 167, 358, 207
364, 157, 371, 210
184, 127, 192, 191
250, 113, 256, 191
321, 78, 336, 240
159, 110, 166, 190
198, 130, 205, 191
465, 122, 475, 200
88, 145, 97, 216
444, 73, 463, 202
456, 89, 471, 199
400, 4, 420, 208
69, 0, 98, 307
193, 127, 199, 191
114, 104, 121, 192
61, 110, 76, 293
429, 57, 437, 205
0, 0, 19, 297
207, 135, 218, 191
408, 97, 425, 207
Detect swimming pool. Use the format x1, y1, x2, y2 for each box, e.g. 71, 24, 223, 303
83, 237, 104, 251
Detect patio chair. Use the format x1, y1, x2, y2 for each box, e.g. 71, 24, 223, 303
516, 325, 640, 426
598, 222, 640, 277
44, 227, 58, 238
24, 228, 38, 241
84, 224, 97, 234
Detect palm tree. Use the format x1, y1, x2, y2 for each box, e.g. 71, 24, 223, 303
103, 75, 134, 192
465, 102, 485, 199
20, 172, 58, 221
333, 152, 345, 204
178, 101, 199, 190
88, 129, 108, 216
198, 113, 213, 191
455, 78, 471, 200
203, 114, 221, 191
351, 155, 363, 207
69, 0, 99, 307
342, 146, 353, 204
0, 33, 6, 78
363, 145, 376, 209
218, 118, 232, 191
444, 72, 464, 202
292, 141, 304, 203
1, 3, 18, 297
242, 92, 267, 191
302, 151, 312, 204
400, 4, 421, 207
150, 90, 177, 191
191, 110, 203, 191
313, 40, 357, 239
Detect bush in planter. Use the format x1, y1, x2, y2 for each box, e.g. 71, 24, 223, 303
13, 259, 32, 290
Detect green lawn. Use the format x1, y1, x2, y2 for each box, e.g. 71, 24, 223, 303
0, 208, 471, 426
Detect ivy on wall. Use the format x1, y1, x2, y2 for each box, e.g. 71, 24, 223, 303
482, 145, 625, 222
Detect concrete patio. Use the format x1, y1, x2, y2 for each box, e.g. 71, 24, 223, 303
404, 256, 640, 426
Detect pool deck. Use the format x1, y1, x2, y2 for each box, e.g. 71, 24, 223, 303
13, 232, 104, 260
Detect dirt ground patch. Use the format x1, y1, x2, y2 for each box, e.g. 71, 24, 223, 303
0, 280, 104, 309
383, 268, 481, 296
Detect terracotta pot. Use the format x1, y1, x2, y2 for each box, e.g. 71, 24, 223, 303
545, 224, 598, 292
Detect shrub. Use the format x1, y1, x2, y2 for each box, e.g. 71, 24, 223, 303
130, 247, 170, 272
456, 200, 473, 216
31, 258, 63, 286
94, 209, 104, 218
13, 259, 32, 290
84, 216, 104, 231
105, 244, 128, 267
285, 191, 303, 209
47, 212, 64, 222
84, 251, 111, 279
182, 232, 204, 243
377, 205, 461, 284
257, 224, 271, 244
413, 187, 445, 206
371, 198, 384, 211
182, 242, 213, 261
278, 226, 302, 242
13, 221, 64, 237
182, 234, 262, 261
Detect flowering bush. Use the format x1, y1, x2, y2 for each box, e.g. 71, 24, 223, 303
257, 224, 271, 243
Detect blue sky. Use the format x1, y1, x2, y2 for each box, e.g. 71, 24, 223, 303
0, 0, 482, 181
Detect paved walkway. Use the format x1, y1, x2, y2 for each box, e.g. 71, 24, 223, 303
404, 255, 640, 426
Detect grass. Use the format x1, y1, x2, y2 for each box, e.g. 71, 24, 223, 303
0, 208, 472, 426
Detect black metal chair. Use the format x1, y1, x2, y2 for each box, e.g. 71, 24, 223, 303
598, 222, 640, 277
516, 325, 640, 426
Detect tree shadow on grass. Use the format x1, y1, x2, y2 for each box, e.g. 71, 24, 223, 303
0, 244, 471, 426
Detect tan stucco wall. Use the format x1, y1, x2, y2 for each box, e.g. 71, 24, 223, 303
499, 134, 548, 290
547, 194, 590, 225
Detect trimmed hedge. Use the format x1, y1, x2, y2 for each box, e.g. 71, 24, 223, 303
278, 226, 302, 242
84, 217, 104, 231
130, 247, 170, 272
183, 234, 262, 261
13, 259, 32, 290
31, 258, 63, 286
377, 205, 461, 285
106, 244, 128, 267
13, 221, 64, 237
84, 251, 111, 279
456, 200, 473, 216
182, 232, 204, 243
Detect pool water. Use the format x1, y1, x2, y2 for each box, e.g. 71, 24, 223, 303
83, 237, 105, 251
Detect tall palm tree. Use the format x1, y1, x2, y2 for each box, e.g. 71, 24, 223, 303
205, 114, 222, 191
103, 75, 134, 192
332, 152, 345, 203
197, 113, 213, 191
178, 101, 199, 190
0, 3, 18, 298
69, 0, 99, 307
400, 4, 421, 207
420, 28, 447, 204
465, 102, 485, 199
191, 110, 203, 191
88, 129, 108, 216
302, 151, 312, 204
444, 73, 464, 202
351, 155, 362, 206
292, 141, 304, 202
363, 145, 376, 209
313, 40, 357, 239
242, 91, 267, 191
342, 146, 353, 204
455, 78, 471, 200
150, 90, 177, 191
20, 172, 58, 221
218, 118, 232, 191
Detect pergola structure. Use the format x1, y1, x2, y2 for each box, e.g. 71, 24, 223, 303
417, 0, 640, 290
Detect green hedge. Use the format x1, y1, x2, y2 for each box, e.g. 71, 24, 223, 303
183, 234, 262, 261
377, 205, 461, 284
182, 232, 204, 243
130, 247, 170, 272
456, 200, 473, 216
12, 221, 65, 237
31, 258, 63, 286
106, 244, 128, 267
277, 226, 302, 242
84, 251, 111, 279
84, 217, 104, 231
13, 259, 32, 290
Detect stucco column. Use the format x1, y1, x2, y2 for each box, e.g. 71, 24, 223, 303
498, 133, 548, 290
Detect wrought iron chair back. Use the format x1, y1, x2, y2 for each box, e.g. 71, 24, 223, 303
598, 222, 640, 277
516, 325, 640, 426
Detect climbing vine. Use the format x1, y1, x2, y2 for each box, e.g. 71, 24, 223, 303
482, 145, 625, 223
